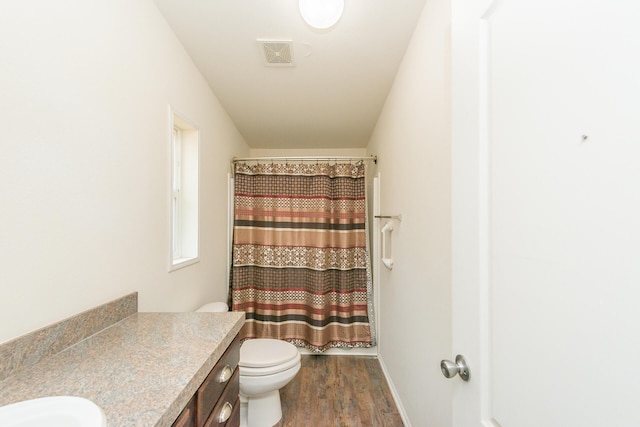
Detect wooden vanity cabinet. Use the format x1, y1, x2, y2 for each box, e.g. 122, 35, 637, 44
172, 336, 240, 427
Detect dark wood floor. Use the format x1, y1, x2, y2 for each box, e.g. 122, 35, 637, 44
276, 355, 404, 427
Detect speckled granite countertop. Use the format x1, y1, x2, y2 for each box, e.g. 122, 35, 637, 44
0, 312, 244, 426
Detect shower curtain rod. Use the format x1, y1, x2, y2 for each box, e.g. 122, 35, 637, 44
232, 155, 377, 164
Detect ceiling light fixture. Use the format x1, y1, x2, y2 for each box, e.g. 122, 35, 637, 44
299, 0, 344, 30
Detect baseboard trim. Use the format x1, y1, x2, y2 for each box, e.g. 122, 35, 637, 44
297, 346, 378, 356
378, 353, 412, 427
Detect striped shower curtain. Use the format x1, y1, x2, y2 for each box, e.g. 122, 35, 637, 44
230, 161, 375, 352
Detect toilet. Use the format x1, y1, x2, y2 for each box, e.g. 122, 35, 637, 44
196, 303, 301, 427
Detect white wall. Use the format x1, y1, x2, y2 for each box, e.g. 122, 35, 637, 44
0, 0, 249, 344
366, 0, 452, 425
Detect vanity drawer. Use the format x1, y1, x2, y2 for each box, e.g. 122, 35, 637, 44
197, 336, 240, 425
226, 397, 240, 427
172, 396, 196, 427
203, 369, 239, 427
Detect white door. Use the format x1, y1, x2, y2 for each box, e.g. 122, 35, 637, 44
452, 1, 640, 426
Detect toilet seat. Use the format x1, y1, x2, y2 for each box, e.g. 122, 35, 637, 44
239, 339, 301, 376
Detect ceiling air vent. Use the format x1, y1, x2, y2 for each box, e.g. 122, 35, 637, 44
258, 40, 295, 67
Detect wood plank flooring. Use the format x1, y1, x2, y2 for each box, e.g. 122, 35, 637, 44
275, 355, 404, 427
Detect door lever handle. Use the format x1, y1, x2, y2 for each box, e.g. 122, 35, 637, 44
440, 355, 470, 381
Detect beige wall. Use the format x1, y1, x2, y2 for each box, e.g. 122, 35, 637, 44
366, 0, 452, 424
0, 0, 249, 343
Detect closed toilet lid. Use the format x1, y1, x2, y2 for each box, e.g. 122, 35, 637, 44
240, 339, 299, 369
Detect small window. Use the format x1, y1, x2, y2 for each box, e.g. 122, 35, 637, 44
169, 107, 199, 271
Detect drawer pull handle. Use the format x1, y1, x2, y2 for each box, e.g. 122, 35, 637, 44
218, 365, 233, 383
217, 402, 233, 423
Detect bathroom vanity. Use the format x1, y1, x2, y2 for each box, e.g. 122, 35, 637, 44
0, 294, 244, 426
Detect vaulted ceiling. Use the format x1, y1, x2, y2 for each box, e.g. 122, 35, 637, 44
152, 0, 427, 149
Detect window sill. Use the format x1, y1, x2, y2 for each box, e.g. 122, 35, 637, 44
169, 257, 200, 272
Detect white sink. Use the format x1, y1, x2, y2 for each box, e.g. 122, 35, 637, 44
0, 396, 106, 427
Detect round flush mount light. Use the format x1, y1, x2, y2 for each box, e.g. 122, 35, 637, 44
299, 0, 344, 30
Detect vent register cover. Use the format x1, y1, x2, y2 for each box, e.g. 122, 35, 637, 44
258, 40, 294, 66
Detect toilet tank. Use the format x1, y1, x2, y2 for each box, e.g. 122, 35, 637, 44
195, 302, 229, 313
